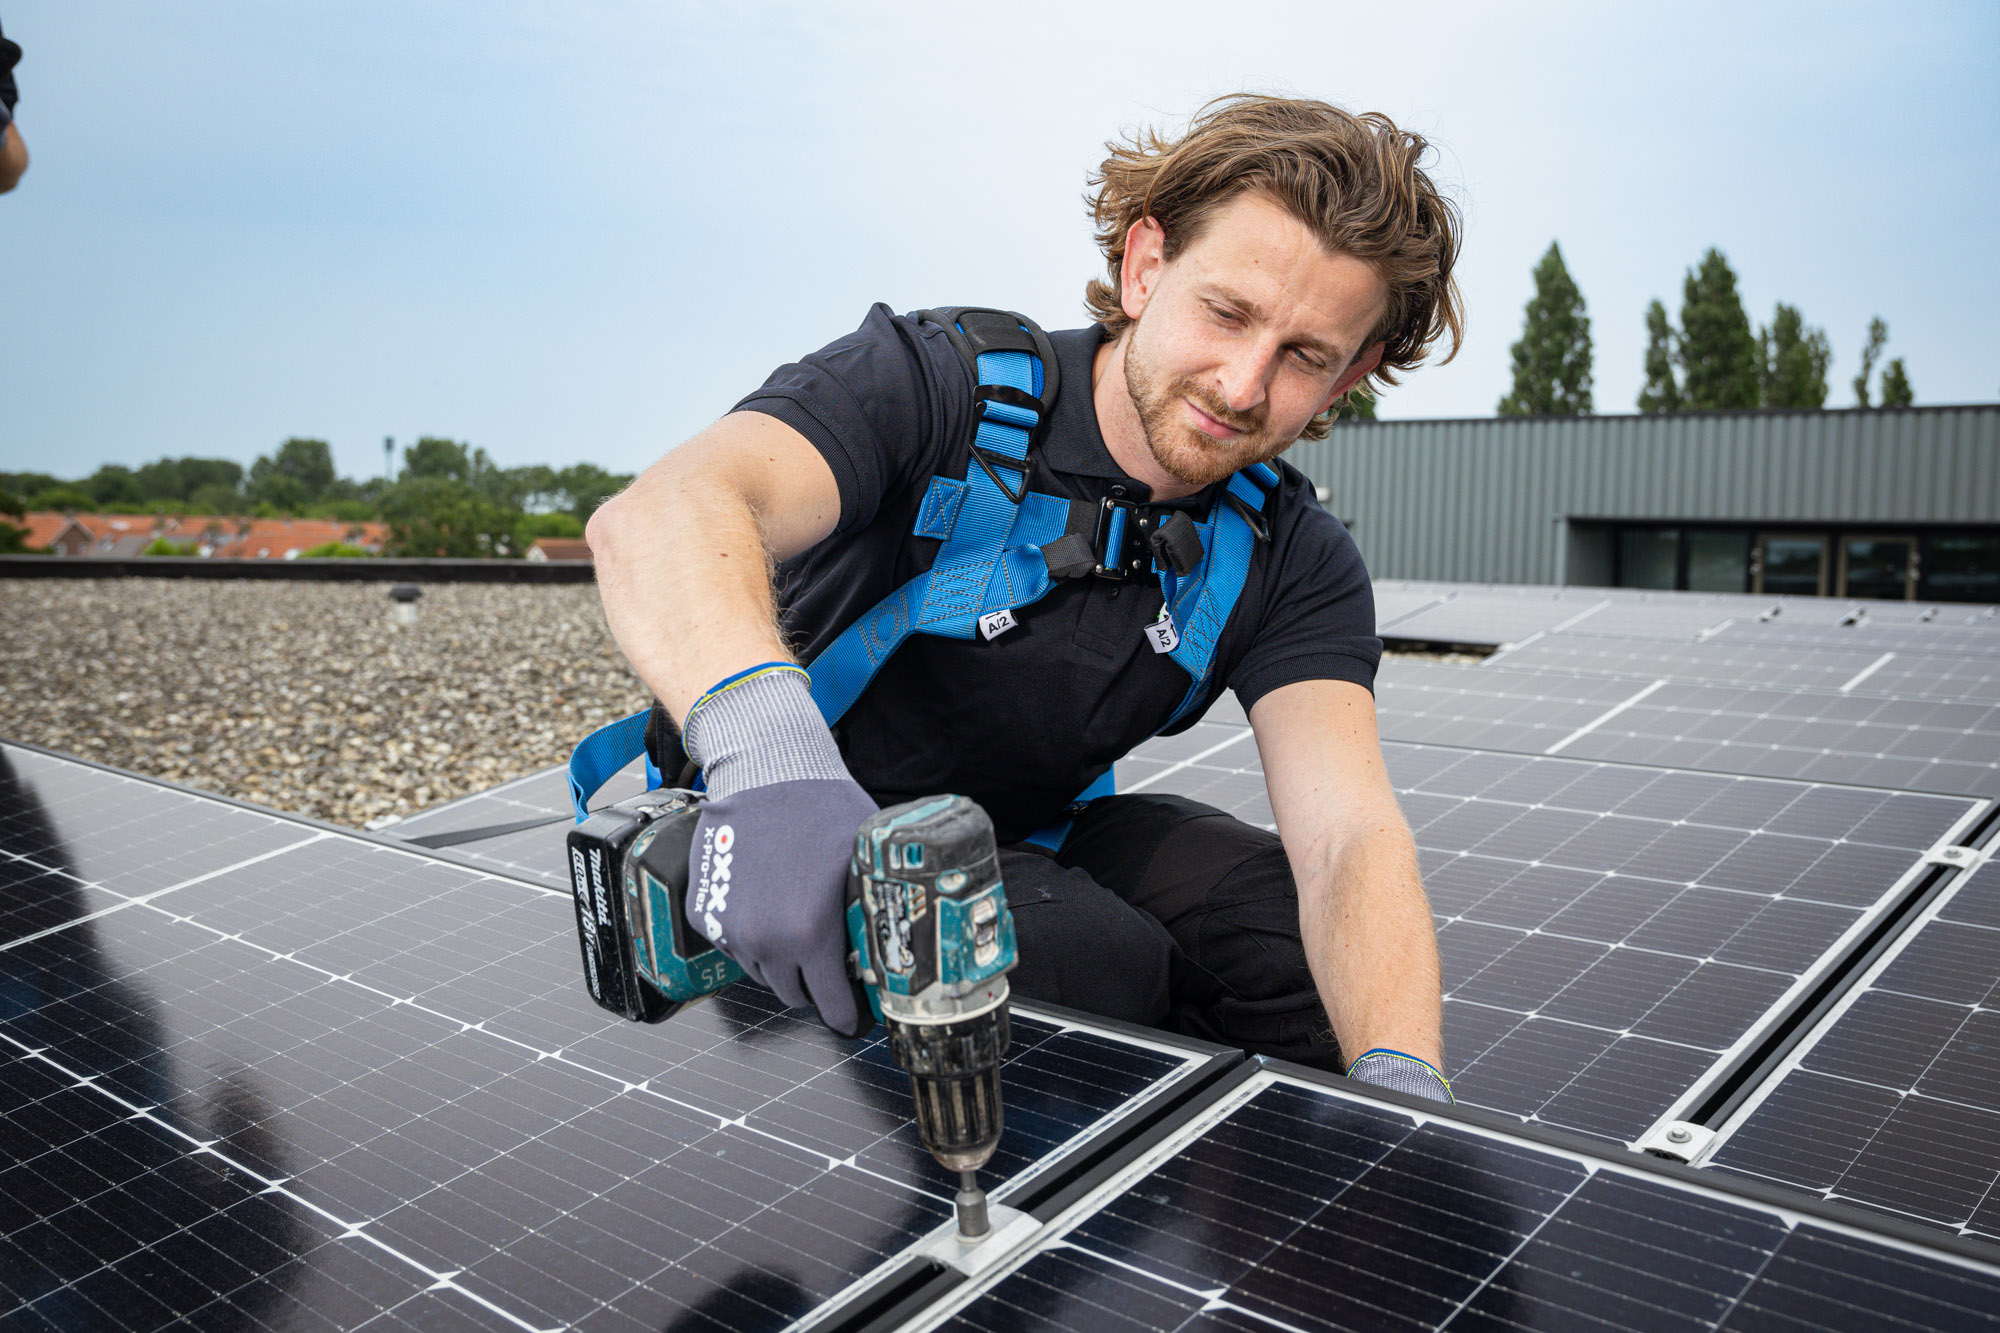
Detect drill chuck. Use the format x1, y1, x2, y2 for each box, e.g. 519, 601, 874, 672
888, 1006, 1011, 1172
851, 796, 1019, 1182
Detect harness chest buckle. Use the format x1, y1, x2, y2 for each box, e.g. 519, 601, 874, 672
1092, 496, 1153, 580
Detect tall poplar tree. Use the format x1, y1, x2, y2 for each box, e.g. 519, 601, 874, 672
1852, 317, 1888, 406
1757, 303, 1833, 408
1879, 358, 1914, 406
1637, 299, 1680, 413
1497, 242, 1593, 415
1676, 248, 1759, 409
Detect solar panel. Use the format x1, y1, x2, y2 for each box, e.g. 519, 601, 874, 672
1377, 659, 1669, 755
0, 743, 1226, 1331
1375, 660, 2000, 800
909, 1066, 2000, 1333
382, 760, 649, 889
1556, 678, 2000, 800
1709, 616, 2000, 654
1371, 582, 1454, 630
1706, 853, 2000, 1241
1744, 598, 2000, 629
1494, 634, 2000, 701
1379, 593, 1603, 648
1376, 584, 1768, 648
1118, 730, 1986, 1145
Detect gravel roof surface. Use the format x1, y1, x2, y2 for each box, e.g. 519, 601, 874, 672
0, 578, 648, 827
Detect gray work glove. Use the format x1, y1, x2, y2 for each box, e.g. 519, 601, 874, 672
1347, 1049, 1453, 1103
682, 663, 877, 1037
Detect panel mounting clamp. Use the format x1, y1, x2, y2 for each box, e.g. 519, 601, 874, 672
1925, 845, 1990, 872
1634, 1120, 1717, 1164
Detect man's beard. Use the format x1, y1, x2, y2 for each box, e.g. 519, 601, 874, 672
1123, 334, 1296, 489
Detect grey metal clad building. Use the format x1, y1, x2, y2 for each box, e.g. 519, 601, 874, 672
1291, 402, 2000, 602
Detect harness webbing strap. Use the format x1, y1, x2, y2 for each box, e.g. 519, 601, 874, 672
568, 709, 651, 823
1159, 464, 1274, 730
567, 314, 1281, 829
808, 328, 1059, 727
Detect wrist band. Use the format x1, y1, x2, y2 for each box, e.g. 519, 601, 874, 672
687, 661, 808, 724
1348, 1047, 1451, 1089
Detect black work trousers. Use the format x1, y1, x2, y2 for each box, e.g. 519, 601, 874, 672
1001, 793, 1341, 1070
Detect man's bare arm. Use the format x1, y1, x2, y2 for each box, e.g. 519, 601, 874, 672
0, 122, 27, 193
1249, 678, 1444, 1069
585, 411, 842, 723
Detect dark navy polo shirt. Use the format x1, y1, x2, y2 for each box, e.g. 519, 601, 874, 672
735, 304, 1380, 842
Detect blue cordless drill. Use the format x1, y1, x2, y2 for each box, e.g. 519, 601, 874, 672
567, 791, 1018, 1237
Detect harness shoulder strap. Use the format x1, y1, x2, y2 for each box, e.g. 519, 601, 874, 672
571, 308, 1066, 822
807, 308, 1066, 727
1157, 461, 1277, 730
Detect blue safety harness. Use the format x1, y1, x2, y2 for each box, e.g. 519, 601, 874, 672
569, 307, 1275, 849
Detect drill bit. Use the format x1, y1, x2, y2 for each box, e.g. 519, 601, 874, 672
954, 1170, 990, 1241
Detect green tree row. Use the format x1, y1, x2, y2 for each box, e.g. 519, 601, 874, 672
1498, 242, 1915, 416
1, 437, 633, 559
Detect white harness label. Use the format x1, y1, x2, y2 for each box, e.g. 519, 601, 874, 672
1145, 612, 1179, 654
978, 609, 1018, 640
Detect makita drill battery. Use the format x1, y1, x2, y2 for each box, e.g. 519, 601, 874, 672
567, 786, 750, 1021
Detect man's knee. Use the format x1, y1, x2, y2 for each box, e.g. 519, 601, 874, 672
1000, 851, 1174, 1027
1154, 839, 1343, 1071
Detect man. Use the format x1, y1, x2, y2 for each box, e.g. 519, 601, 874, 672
0, 18, 26, 194
588, 95, 1463, 1100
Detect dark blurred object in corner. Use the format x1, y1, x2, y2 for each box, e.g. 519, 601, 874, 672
1, 15, 26, 194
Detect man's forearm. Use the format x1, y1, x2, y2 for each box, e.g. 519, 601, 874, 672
1298, 816, 1444, 1070
587, 465, 791, 724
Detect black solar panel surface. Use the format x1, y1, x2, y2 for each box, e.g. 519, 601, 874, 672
0, 744, 1214, 1331
1708, 857, 2000, 1242
1709, 615, 2000, 652
384, 760, 649, 889
1495, 635, 2000, 701
1117, 734, 1981, 1144
1375, 659, 2000, 799
1379, 595, 1601, 647
922, 1070, 2000, 1333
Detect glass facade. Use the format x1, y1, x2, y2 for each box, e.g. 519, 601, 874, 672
1589, 524, 1999, 602
1687, 530, 1752, 593
1839, 537, 1916, 601
1760, 536, 1828, 597
1926, 534, 2000, 602
1618, 528, 1680, 590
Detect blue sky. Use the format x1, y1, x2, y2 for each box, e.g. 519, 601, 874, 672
3, 1, 1996, 483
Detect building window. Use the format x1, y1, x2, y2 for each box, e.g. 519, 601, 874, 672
1687, 530, 1752, 593
1839, 536, 1917, 601
1924, 534, 2000, 603
1585, 522, 1998, 600
1758, 535, 1829, 597
1618, 529, 1679, 589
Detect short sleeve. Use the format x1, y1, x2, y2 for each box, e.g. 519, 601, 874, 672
733, 304, 970, 536
1227, 497, 1382, 712
0, 21, 20, 115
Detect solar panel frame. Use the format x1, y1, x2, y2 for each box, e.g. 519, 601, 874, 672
0, 742, 1242, 1332
894, 1060, 2000, 1333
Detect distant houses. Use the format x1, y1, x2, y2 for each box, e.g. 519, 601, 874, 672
524, 537, 592, 563
19, 512, 387, 559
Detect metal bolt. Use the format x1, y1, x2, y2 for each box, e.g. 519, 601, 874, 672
1665, 1126, 1692, 1144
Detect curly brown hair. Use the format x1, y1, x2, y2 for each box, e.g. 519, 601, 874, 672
1085, 94, 1463, 439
